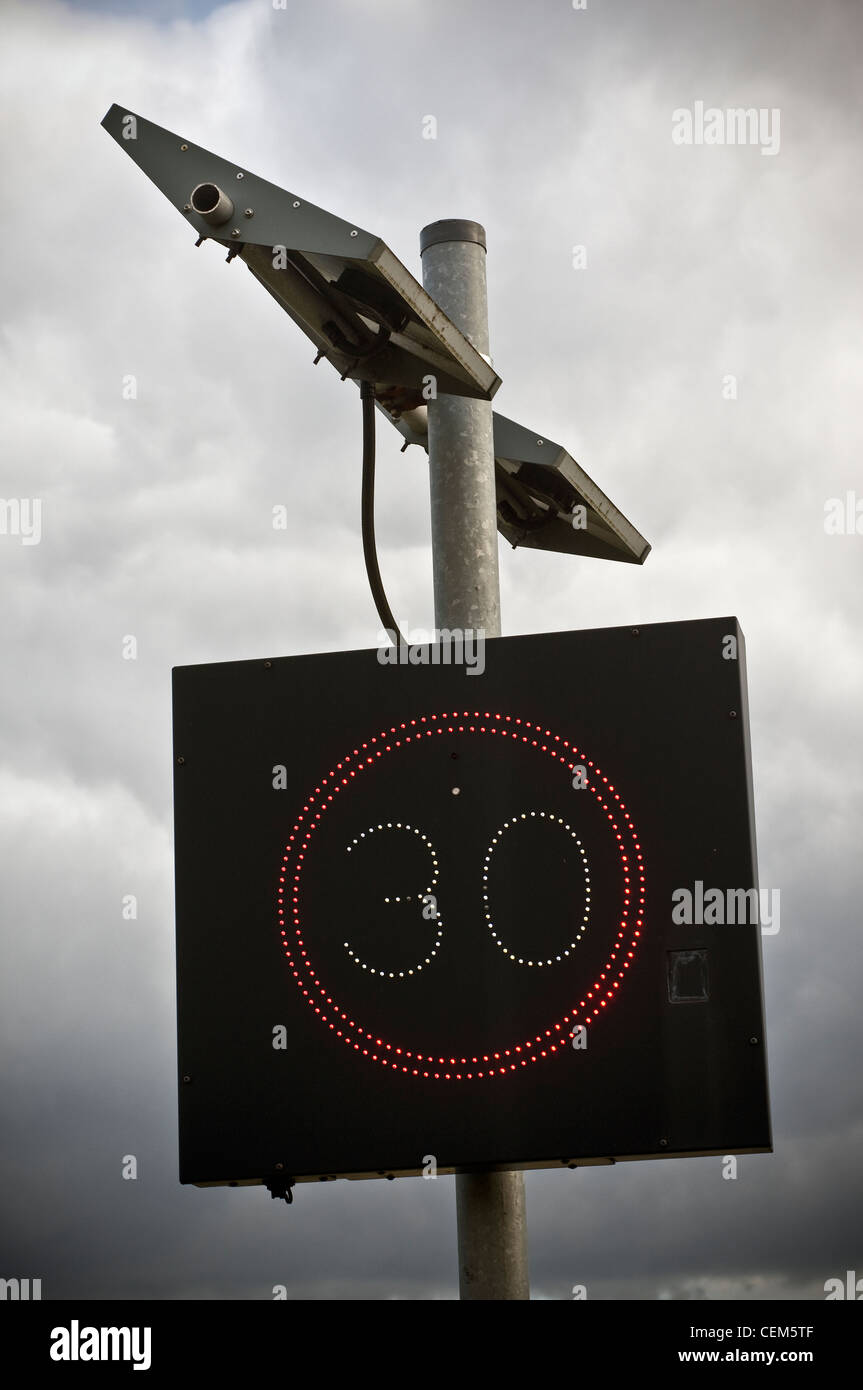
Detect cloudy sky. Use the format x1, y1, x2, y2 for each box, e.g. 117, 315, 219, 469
1, 0, 861, 1301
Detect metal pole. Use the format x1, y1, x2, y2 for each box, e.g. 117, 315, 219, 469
420, 218, 530, 1301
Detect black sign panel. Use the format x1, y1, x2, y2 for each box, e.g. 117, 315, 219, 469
172, 618, 771, 1186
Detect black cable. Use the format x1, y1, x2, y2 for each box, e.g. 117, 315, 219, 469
360, 381, 405, 648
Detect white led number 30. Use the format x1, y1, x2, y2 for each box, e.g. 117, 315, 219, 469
343, 811, 591, 978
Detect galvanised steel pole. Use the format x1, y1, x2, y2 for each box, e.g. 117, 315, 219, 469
420, 218, 529, 1301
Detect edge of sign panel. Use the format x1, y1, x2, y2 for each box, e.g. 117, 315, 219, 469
733, 622, 773, 1149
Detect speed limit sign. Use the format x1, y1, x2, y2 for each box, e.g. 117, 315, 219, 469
172, 618, 770, 1189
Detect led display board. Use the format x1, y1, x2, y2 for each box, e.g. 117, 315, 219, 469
172, 618, 771, 1188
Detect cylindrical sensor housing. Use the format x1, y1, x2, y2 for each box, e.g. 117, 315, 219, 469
190, 183, 234, 226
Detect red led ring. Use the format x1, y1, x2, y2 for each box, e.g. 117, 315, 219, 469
276, 712, 646, 1082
